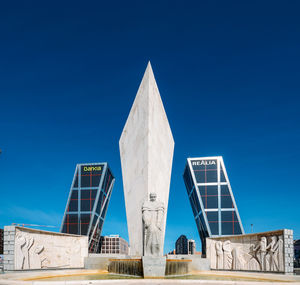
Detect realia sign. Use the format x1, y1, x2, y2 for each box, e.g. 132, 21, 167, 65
192, 160, 216, 166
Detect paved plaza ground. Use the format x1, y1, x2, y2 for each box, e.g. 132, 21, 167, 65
1, 269, 300, 284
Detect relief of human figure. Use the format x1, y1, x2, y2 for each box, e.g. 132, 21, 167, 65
223, 240, 233, 270
232, 246, 247, 270
215, 241, 223, 269
31, 245, 44, 269
266, 236, 279, 271
15, 232, 34, 269
23, 235, 34, 269
253, 237, 267, 271
276, 236, 284, 272
142, 193, 164, 256
15, 232, 26, 269
248, 244, 260, 271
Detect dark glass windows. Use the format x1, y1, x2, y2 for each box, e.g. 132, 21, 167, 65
68, 190, 78, 212
61, 163, 115, 253
221, 185, 234, 208
96, 191, 104, 215
191, 159, 218, 183
206, 211, 219, 235
73, 172, 79, 187
80, 189, 97, 212
63, 214, 78, 234
183, 157, 244, 245
102, 168, 113, 194
220, 164, 226, 182
221, 211, 242, 235
183, 167, 194, 194
199, 185, 218, 209
80, 214, 91, 235
188, 189, 201, 216
80, 165, 103, 187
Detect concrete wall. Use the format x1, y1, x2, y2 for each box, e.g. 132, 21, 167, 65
3, 226, 88, 271
167, 254, 210, 271
207, 229, 293, 274
84, 254, 130, 270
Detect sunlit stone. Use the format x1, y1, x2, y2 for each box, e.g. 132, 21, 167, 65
119, 62, 174, 256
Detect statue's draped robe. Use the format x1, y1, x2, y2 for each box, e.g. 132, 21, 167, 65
142, 200, 164, 256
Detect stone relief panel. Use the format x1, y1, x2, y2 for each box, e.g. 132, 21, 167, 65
207, 230, 290, 273
14, 227, 88, 270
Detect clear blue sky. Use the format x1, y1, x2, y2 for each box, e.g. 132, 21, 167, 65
0, 1, 299, 253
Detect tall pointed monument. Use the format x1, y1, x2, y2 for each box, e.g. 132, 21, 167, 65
119, 62, 174, 256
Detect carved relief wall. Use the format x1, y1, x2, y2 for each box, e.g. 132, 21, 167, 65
207, 229, 293, 273
13, 227, 88, 270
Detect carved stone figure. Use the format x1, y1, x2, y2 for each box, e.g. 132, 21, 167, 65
223, 240, 233, 270
232, 246, 246, 270
15, 233, 34, 270
142, 193, 164, 256
15, 232, 26, 269
266, 236, 278, 271
206, 231, 289, 273
31, 245, 44, 269
23, 235, 34, 269
248, 244, 260, 271
276, 236, 284, 272
215, 241, 223, 269
253, 237, 267, 271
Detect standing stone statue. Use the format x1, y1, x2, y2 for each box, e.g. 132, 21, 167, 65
119, 62, 174, 257
142, 193, 164, 256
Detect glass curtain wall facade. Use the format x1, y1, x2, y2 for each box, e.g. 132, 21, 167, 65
61, 163, 115, 253
183, 156, 244, 255
175, 235, 188, 254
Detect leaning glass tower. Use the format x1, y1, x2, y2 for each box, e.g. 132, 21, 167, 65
183, 156, 244, 255
61, 162, 115, 253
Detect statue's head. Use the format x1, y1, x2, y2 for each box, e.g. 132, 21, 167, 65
149, 192, 157, 201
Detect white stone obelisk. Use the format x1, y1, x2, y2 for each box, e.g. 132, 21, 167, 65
119, 62, 174, 256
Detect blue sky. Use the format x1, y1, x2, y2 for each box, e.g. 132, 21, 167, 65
0, 1, 299, 253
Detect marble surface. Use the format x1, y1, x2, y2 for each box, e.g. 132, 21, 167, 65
142, 193, 164, 256
206, 229, 293, 273
142, 256, 166, 278
7, 226, 88, 270
119, 62, 174, 256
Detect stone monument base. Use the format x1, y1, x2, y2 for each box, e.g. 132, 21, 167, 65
142, 256, 166, 278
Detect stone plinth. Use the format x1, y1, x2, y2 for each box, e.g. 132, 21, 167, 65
206, 229, 293, 273
142, 256, 166, 278
119, 62, 174, 256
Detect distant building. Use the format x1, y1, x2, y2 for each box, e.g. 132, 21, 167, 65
61, 163, 115, 253
100, 235, 129, 255
0, 228, 3, 254
294, 240, 300, 268
175, 235, 188, 254
188, 239, 196, 255
175, 235, 196, 255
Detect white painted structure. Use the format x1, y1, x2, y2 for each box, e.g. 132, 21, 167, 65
119, 62, 174, 256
